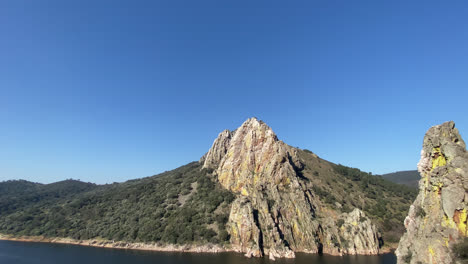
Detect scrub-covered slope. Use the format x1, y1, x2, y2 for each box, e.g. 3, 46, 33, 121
0, 163, 234, 244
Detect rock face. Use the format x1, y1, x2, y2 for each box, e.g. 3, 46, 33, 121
338, 208, 382, 255
202, 129, 233, 169
203, 118, 381, 259
396, 121, 468, 264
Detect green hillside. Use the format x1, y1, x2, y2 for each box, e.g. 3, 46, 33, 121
0, 150, 416, 246
0, 163, 234, 245
298, 149, 417, 243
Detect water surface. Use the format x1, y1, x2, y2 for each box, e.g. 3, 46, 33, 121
0, 240, 396, 264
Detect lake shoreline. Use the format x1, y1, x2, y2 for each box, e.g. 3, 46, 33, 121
0, 234, 395, 257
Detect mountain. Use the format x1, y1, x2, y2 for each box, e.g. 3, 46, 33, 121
396, 121, 468, 264
0, 118, 416, 259
381, 170, 420, 188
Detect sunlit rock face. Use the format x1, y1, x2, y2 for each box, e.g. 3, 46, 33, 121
396, 121, 468, 264
202, 129, 233, 170
203, 118, 381, 259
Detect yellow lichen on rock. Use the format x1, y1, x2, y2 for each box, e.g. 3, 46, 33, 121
460, 209, 467, 236
454, 208, 467, 236
231, 226, 238, 237
241, 188, 249, 196
292, 221, 300, 236
431, 147, 446, 170
294, 204, 303, 219
432, 182, 443, 193
428, 246, 435, 257
218, 170, 229, 184
397, 121, 468, 264
253, 173, 260, 185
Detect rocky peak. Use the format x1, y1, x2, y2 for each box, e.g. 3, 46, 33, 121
203, 117, 300, 194
215, 117, 297, 194
417, 121, 466, 178
396, 121, 468, 264
202, 118, 381, 259
203, 118, 278, 169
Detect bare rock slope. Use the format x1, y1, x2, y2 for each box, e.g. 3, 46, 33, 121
203, 118, 381, 259
396, 121, 468, 264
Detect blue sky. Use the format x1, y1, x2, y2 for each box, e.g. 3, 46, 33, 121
1, 1, 467, 183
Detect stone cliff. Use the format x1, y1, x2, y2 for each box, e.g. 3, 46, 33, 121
203, 118, 381, 259
396, 121, 468, 264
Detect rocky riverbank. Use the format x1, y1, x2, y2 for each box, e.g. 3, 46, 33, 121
0, 233, 395, 257
0, 234, 226, 253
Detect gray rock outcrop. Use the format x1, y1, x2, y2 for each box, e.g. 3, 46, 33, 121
203, 118, 382, 259
396, 121, 468, 264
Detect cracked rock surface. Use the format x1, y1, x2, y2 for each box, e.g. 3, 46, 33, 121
203, 118, 381, 259
396, 121, 468, 264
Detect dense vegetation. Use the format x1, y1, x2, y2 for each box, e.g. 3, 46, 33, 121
453, 237, 468, 263
333, 164, 417, 242
298, 149, 418, 244
0, 162, 234, 245
380, 170, 420, 188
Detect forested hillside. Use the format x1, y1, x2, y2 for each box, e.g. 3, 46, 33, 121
298, 150, 417, 243
0, 162, 234, 245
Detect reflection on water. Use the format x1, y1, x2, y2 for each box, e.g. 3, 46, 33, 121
0, 240, 396, 264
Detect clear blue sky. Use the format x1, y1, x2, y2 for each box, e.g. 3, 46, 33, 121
1, 1, 467, 184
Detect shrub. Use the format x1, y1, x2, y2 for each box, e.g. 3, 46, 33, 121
339, 236, 349, 248
403, 251, 412, 263
336, 219, 345, 228
415, 206, 426, 218
218, 229, 230, 242
453, 237, 468, 260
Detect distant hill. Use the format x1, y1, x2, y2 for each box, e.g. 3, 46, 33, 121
0, 179, 98, 216
380, 170, 420, 188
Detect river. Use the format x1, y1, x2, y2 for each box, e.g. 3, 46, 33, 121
0, 240, 396, 264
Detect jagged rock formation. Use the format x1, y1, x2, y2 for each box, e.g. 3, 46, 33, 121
396, 121, 468, 264
203, 118, 381, 259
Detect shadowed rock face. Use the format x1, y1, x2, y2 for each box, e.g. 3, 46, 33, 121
396, 121, 468, 264
203, 118, 381, 259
